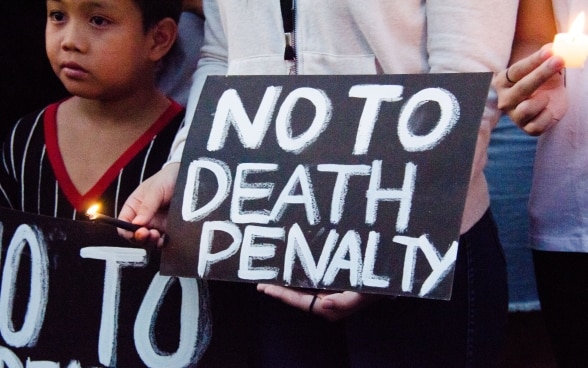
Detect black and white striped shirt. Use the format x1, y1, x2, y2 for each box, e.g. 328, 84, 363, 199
0, 99, 185, 220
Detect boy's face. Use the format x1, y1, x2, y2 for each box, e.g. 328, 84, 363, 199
46, 0, 155, 100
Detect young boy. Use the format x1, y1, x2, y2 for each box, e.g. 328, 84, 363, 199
0, 0, 184, 219
0, 1, 211, 367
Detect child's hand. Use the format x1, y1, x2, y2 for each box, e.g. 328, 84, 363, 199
118, 163, 180, 247
493, 44, 567, 136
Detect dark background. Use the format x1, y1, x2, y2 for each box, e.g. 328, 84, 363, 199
1, 0, 68, 140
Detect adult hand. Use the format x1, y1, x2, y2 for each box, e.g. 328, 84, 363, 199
493, 44, 567, 136
117, 162, 180, 247
257, 284, 381, 322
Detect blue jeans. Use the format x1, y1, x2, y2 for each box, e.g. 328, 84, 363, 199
485, 114, 539, 311
252, 209, 508, 368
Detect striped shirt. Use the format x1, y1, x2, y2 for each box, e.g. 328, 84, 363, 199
0, 99, 185, 220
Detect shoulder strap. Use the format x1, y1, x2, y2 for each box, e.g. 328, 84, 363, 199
280, 0, 293, 33
280, 0, 295, 60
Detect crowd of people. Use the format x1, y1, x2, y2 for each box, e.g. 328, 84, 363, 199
1, 0, 586, 366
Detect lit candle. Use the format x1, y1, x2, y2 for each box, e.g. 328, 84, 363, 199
86, 204, 140, 232
553, 12, 588, 68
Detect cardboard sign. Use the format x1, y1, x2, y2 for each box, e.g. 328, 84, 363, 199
162, 74, 491, 300
0, 207, 210, 367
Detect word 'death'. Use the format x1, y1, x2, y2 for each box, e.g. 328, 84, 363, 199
163, 74, 491, 300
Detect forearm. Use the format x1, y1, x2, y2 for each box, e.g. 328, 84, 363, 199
510, 0, 557, 64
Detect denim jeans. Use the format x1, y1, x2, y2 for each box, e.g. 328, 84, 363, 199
251, 209, 508, 368
485, 114, 539, 311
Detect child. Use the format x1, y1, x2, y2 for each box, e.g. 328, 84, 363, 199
0, 0, 184, 219
0, 0, 211, 367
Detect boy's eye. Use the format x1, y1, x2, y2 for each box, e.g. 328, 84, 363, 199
90, 16, 111, 26
49, 11, 66, 22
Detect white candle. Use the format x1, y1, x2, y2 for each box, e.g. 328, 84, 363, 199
553, 12, 588, 68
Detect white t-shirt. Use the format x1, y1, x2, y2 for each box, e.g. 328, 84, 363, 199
529, 0, 588, 252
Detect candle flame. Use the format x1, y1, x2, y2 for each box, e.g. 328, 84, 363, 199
86, 204, 100, 220
570, 12, 585, 35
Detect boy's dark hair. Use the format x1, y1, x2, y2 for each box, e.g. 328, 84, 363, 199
133, 0, 182, 32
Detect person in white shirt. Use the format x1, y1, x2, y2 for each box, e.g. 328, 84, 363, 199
120, 1, 518, 366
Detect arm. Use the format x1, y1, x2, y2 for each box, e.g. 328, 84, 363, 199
510, 0, 557, 62
492, 0, 567, 135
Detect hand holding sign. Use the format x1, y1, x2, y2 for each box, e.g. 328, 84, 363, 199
257, 283, 381, 321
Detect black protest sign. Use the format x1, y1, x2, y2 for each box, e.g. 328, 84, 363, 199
0, 207, 210, 367
162, 74, 491, 300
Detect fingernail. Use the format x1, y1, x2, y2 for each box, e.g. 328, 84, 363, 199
548, 56, 565, 70
539, 45, 553, 59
